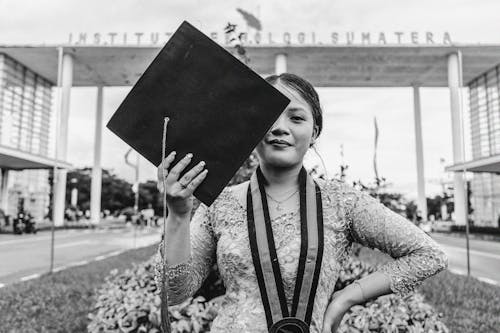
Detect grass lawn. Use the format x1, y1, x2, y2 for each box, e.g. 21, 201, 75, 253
357, 246, 500, 333
0, 244, 158, 333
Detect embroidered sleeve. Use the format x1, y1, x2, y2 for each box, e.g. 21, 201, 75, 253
339, 181, 448, 298
153, 202, 216, 305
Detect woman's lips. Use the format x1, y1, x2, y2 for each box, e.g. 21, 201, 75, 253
269, 141, 291, 148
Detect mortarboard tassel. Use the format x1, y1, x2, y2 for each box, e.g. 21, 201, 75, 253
160, 117, 172, 333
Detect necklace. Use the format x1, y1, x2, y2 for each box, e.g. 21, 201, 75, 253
266, 189, 299, 212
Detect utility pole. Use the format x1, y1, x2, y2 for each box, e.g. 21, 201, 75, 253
125, 148, 140, 248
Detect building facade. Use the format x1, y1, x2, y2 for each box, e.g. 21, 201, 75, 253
468, 64, 500, 227
0, 53, 53, 221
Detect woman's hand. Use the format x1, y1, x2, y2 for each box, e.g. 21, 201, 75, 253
321, 284, 364, 333
157, 151, 208, 218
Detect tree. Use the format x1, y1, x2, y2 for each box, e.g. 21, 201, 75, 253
139, 180, 162, 215
64, 168, 136, 214
65, 168, 92, 211
427, 195, 447, 220
45, 169, 54, 219
99, 169, 135, 213
462, 180, 474, 225
441, 180, 473, 222
405, 200, 419, 221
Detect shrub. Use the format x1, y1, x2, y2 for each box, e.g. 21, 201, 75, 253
88, 250, 449, 332
339, 293, 449, 333
335, 256, 377, 290
87, 259, 220, 333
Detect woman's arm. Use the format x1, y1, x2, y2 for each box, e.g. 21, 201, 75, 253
332, 271, 391, 307
162, 212, 191, 266
345, 183, 449, 298
322, 271, 391, 332
322, 182, 448, 332
152, 202, 216, 305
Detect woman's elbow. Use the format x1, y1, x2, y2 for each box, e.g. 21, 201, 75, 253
433, 246, 449, 274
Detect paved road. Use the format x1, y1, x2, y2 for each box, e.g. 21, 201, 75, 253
432, 232, 500, 285
1, 228, 498, 287
0, 226, 162, 287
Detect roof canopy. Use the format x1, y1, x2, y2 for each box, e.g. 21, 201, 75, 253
0, 145, 72, 170
1, 44, 500, 87
445, 155, 500, 174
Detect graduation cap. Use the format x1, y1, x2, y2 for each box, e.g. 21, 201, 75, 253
106, 21, 290, 206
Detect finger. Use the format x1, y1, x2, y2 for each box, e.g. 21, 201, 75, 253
322, 306, 335, 333
321, 320, 332, 333
166, 153, 193, 185
178, 160, 206, 186
180, 169, 208, 195
157, 151, 177, 180
162, 150, 177, 169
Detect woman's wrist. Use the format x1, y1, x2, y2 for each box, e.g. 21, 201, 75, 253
166, 212, 190, 229
334, 282, 365, 307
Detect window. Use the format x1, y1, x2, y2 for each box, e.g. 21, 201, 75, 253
0, 54, 53, 156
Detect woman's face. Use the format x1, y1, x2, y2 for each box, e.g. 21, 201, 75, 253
255, 80, 317, 169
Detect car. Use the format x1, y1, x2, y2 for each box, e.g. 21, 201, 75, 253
117, 207, 139, 223
418, 221, 432, 234
432, 220, 454, 232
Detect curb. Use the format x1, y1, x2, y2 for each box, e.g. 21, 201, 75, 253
448, 268, 499, 286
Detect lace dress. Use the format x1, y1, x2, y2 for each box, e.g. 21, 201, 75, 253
153, 178, 448, 333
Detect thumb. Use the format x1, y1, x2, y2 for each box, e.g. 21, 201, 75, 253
322, 300, 339, 333
322, 315, 333, 333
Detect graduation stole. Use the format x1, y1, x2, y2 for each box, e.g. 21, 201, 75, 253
247, 166, 324, 333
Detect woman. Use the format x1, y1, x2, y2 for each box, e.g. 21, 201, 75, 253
153, 73, 448, 333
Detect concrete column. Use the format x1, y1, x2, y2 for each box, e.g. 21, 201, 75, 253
0, 169, 9, 213
275, 54, 287, 75
91, 86, 104, 225
448, 52, 467, 226
53, 52, 73, 227
413, 86, 428, 220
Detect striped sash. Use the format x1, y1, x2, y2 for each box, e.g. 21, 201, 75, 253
247, 166, 324, 333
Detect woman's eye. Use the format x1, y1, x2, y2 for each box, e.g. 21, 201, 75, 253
291, 116, 304, 121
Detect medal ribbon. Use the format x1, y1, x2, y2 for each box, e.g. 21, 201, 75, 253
247, 166, 324, 330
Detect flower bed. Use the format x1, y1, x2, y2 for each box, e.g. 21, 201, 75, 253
87, 260, 219, 333
87, 250, 449, 332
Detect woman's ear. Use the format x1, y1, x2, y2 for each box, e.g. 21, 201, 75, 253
310, 125, 319, 147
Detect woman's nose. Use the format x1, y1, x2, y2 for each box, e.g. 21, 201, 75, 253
269, 114, 289, 135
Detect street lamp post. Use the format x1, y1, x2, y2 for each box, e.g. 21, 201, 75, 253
125, 149, 140, 248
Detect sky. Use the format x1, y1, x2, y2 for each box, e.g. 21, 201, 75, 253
1, 0, 498, 200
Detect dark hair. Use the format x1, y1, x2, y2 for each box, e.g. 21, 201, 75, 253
265, 73, 323, 139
